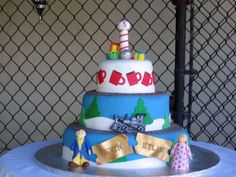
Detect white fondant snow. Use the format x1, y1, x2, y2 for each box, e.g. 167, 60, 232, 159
85, 117, 114, 131
145, 119, 164, 131
84, 117, 165, 131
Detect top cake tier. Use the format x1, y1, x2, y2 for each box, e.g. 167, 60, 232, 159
96, 59, 155, 93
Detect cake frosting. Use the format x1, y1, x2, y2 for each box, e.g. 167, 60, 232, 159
62, 20, 191, 170
96, 60, 155, 93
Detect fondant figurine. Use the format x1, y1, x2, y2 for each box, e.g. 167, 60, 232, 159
171, 134, 192, 171
68, 129, 92, 169
107, 42, 121, 60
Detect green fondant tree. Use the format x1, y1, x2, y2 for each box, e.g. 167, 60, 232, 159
162, 112, 170, 129
85, 96, 100, 119
132, 98, 153, 125
79, 107, 86, 127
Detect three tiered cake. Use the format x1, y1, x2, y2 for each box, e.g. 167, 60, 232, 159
62, 20, 191, 170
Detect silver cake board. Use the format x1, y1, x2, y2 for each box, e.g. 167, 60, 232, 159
35, 143, 220, 177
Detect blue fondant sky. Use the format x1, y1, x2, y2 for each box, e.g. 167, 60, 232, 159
82, 94, 169, 120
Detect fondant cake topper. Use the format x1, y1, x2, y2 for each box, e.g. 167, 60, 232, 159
118, 20, 131, 60
171, 134, 192, 171
68, 129, 92, 169
110, 42, 120, 52
134, 51, 145, 60
107, 42, 120, 60
106, 20, 147, 60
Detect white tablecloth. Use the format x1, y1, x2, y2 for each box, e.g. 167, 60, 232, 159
0, 139, 236, 177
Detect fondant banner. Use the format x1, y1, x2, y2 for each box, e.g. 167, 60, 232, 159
92, 134, 133, 164
135, 133, 172, 161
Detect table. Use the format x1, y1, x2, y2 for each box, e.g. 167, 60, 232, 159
0, 139, 236, 177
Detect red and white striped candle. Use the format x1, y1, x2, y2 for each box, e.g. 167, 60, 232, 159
117, 20, 131, 52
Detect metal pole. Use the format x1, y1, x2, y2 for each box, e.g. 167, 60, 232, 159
187, 0, 195, 132
174, 0, 187, 126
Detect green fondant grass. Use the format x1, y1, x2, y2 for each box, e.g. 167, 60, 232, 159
109, 156, 127, 163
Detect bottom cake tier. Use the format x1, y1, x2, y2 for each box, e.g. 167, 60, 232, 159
62, 123, 191, 169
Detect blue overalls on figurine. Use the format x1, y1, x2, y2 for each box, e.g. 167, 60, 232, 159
68, 129, 92, 168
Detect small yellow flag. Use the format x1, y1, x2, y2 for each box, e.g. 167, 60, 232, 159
135, 133, 173, 161
92, 134, 133, 164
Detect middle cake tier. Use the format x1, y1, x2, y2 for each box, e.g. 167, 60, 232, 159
79, 91, 171, 132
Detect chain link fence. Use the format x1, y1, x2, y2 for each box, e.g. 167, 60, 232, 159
0, 0, 235, 154
186, 0, 236, 149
